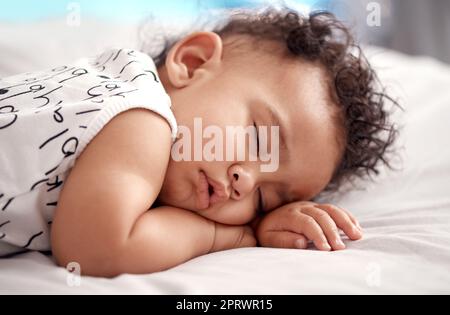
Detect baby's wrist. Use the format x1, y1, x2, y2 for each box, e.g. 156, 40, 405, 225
211, 223, 257, 253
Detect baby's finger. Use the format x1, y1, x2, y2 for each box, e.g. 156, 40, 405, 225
340, 208, 363, 230
260, 230, 309, 249
290, 211, 332, 251
300, 206, 346, 251
314, 204, 362, 240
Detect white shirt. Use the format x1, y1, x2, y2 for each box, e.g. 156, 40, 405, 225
0, 48, 178, 256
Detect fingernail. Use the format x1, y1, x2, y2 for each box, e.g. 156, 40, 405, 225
295, 239, 306, 249
322, 242, 332, 251
335, 239, 345, 248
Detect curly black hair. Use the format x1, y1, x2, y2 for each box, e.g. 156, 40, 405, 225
144, 5, 401, 197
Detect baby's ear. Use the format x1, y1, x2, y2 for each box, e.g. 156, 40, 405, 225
165, 32, 223, 88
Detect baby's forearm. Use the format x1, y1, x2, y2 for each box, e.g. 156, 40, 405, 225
108, 206, 214, 276
109, 207, 255, 277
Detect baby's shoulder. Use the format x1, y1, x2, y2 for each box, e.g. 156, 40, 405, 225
63, 108, 173, 211
76, 108, 173, 178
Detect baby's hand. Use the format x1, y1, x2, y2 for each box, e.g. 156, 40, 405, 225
256, 202, 363, 251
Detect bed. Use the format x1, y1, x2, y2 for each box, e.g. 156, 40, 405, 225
1, 18, 450, 294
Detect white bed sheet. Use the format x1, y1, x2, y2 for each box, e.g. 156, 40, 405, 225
1, 19, 450, 294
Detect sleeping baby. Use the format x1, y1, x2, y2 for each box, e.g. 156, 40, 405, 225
0, 7, 398, 277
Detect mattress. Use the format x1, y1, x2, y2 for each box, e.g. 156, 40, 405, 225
1, 19, 450, 294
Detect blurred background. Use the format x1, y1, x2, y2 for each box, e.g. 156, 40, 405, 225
0, 0, 449, 76
334, 0, 450, 63
0, 0, 318, 22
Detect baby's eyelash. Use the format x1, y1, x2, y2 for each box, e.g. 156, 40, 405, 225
254, 122, 260, 155
254, 122, 264, 212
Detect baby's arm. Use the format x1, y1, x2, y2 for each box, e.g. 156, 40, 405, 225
102, 205, 255, 276
51, 109, 255, 278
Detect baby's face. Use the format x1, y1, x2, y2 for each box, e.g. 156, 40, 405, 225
156, 34, 341, 225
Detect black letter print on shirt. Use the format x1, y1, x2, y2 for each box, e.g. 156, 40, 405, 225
53, 104, 64, 123
0, 105, 19, 129
0, 84, 45, 102
58, 68, 88, 84
83, 83, 121, 102
62, 137, 79, 158
30, 175, 64, 193
0, 220, 10, 240
33, 86, 63, 109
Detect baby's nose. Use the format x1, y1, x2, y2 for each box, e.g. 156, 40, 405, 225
228, 165, 256, 200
